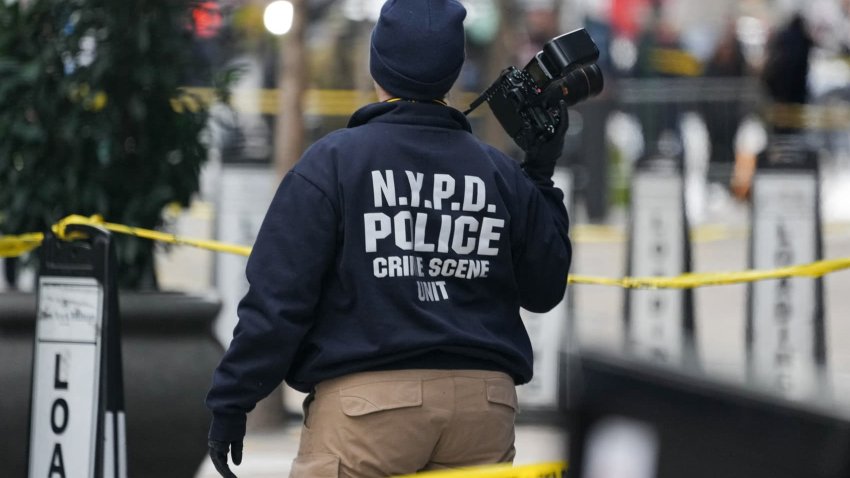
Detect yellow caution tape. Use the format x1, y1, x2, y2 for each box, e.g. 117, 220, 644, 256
176, 87, 850, 130
569, 256, 850, 289
571, 224, 627, 243
179, 87, 498, 118
1, 217, 759, 257
572, 221, 850, 245
0, 232, 45, 258
392, 461, 566, 478
570, 223, 745, 244
4, 215, 850, 289
55, 214, 253, 257
649, 48, 703, 77
767, 103, 850, 131
0, 214, 251, 259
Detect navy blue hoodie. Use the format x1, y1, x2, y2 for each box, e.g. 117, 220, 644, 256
206, 101, 572, 441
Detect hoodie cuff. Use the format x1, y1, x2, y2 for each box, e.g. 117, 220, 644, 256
209, 411, 247, 443
521, 163, 556, 188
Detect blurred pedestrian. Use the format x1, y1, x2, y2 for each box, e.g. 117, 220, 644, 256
632, 1, 697, 158
703, 20, 748, 166
761, 13, 814, 133
204, 0, 573, 476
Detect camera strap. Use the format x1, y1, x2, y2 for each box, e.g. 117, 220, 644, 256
462, 79, 502, 116
462, 97, 484, 116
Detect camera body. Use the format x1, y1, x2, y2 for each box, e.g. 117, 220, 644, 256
473, 28, 604, 151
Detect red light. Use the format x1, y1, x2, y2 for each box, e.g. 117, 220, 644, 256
192, 1, 223, 39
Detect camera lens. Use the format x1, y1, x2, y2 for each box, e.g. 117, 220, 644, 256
560, 64, 604, 107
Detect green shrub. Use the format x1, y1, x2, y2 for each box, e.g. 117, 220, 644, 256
0, 0, 209, 288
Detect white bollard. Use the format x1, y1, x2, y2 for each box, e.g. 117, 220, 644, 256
748, 135, 828, 402
625, 155, 696, 368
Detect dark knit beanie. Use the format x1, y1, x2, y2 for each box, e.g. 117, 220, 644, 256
370, 0, 467, 101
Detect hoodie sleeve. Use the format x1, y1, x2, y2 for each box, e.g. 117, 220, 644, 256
512, 171, 572, 313
205, 170, 337, 442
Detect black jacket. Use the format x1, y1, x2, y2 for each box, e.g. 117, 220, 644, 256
206, 100, 572, 441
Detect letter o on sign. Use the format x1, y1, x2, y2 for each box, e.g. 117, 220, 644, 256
51, 398, 69, 434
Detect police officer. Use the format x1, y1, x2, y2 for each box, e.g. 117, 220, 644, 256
206, 0, 572, 476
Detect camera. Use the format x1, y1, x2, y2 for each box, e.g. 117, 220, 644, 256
466, 28, 604, 151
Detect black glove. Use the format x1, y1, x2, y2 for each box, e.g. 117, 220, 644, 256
521, 100, 570, 182
209, 439, 242, 478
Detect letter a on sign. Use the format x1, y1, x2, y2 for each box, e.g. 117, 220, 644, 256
28, 226, 126, 478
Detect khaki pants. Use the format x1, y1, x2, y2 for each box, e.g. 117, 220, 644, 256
290, 369, 518, 478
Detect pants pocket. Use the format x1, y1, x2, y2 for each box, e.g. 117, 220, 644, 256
485, 378, 519, 413
290, 453, 340, 478
339, 380, 422, 417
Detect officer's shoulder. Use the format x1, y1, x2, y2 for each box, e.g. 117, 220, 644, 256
475, 140, 522, 170
297, 129, 352, 162
290, 129, 359, 186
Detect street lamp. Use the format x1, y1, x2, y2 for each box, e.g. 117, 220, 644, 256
263, 0, 294, 35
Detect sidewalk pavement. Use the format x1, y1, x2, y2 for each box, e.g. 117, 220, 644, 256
194, 423, 567, 477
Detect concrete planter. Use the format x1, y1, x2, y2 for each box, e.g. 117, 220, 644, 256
0, 290, 223, 478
